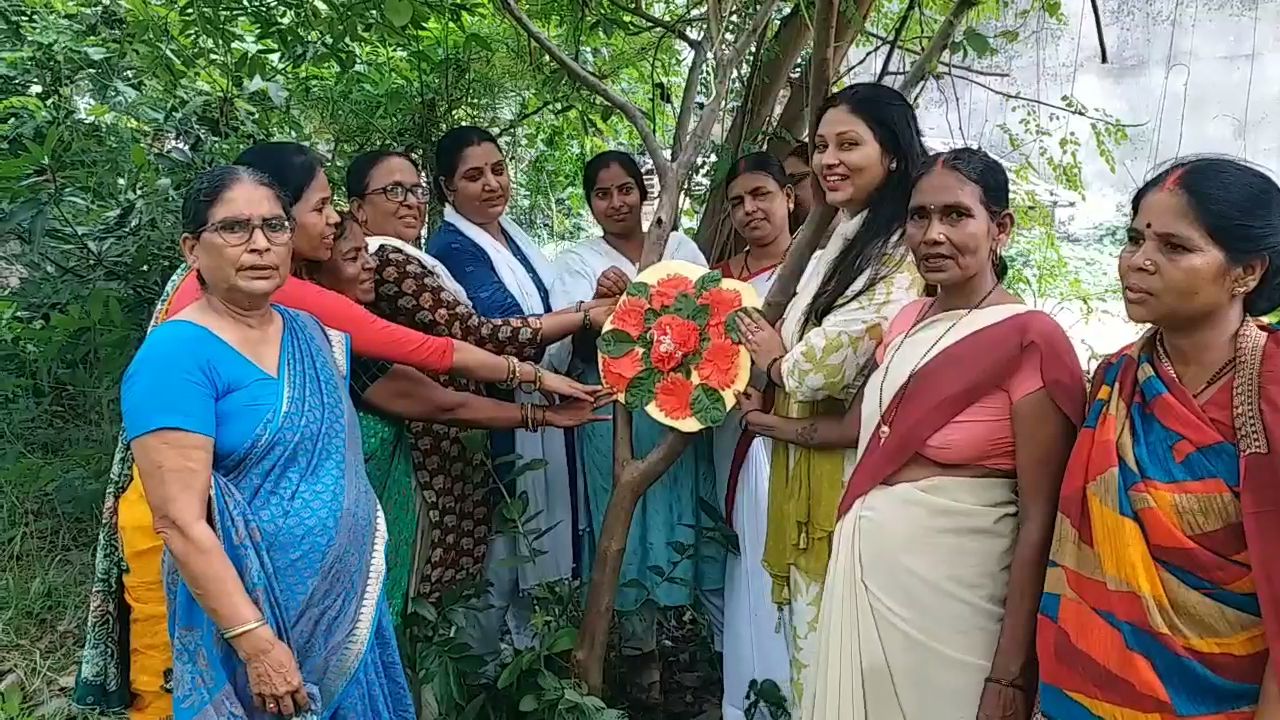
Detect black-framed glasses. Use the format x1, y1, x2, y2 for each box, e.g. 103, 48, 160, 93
197, 216, 295, 246
787, 170, 812, 185
361, 183, 429, 203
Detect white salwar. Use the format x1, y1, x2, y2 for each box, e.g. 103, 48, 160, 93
438, 207, 574, 663
716, 265, 793, 720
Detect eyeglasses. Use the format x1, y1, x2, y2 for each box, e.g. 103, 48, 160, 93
362, 183, 429, 203
197, 216, 295, 246
787, 170, 812, 185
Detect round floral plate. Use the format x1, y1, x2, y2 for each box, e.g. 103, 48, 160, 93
596, 259, 760, 431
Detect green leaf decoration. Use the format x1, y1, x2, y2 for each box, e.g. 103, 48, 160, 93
694, 269, 723, 295
690, 383, 728, 427
690, 302, 711, 328
625, 281, 651, 301
597, 328, 638, 358
671, 293, 700, 320
725, 308, 748, 343
643, 308, 661, 327
624, 368, 660, 411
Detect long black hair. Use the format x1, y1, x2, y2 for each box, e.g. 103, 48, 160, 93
345, 149, 420, 199
803, 83, 928, 330
724, 151, 792, 195
434, 126, 501, 198
233, 142, 324, 209
582, 150, 648, 203
916, 147, 1012, 281
1135, 156, 1280, 316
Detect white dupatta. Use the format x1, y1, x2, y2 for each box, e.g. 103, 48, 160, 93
440, 205, 572, 588
365, 234, 471, 306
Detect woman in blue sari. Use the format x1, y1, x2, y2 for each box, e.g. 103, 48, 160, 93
120, 164, 414, 718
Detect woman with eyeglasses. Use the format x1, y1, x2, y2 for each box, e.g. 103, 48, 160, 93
101, 164, 418, 717
341, 149, 615, 621
74, 142, 600, 719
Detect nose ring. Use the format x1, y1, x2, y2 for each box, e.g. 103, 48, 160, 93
1142, 259, 1155, 270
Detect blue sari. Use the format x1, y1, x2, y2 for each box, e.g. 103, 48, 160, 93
163, 308, 414, 719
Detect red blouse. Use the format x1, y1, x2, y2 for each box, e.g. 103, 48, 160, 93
168, 270, 455, 374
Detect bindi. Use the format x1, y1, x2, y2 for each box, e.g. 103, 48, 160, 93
1145, 222, 1152, 229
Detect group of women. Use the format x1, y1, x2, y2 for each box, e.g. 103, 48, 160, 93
70, 78, 1280, 720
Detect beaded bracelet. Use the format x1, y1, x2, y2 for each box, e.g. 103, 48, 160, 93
518, 364, 543, 394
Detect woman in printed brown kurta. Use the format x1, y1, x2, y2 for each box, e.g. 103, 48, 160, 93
347, 149, 617, 604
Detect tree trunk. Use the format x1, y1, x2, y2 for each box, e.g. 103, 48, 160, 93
699, 0, 878, 264
896, 0, 980, 93
761, 0, 842, 323
693, 5, 812, 258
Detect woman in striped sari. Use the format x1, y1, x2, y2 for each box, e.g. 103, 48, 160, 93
1038, 157, 1280, 718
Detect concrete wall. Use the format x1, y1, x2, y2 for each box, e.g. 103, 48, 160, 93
863, 0, 1280, 229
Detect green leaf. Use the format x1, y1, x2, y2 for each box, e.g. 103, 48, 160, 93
647, 564, 666, 577
724, 308, 748, 343
625, 281, 651, 300
1044, 0, 1064, 18
671, 293, 700, 320
690, 384, 727, 427
623, 368, 660, 411
694, 269, 723, 295
963, 28, 994, 57
546, 627, 577, 653
519, 694, 540, 712
643, 308, 660, 327
690, 303, 711, 328
597, 328, 638, 358
384, 0, 413, 27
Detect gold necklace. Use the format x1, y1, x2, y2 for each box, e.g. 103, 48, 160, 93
876, 285, 998, 440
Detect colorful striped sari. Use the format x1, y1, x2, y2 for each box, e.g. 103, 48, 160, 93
1038, 322, 1280, 718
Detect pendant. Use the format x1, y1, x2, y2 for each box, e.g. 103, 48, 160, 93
878, 424, 890, 440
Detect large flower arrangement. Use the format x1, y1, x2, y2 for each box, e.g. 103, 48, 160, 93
597, 260, 760, 431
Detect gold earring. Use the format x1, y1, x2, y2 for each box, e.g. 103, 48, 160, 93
1233, 286, 1247, 296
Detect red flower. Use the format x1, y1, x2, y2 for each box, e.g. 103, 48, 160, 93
602, 349, 644, 394
654, 374, 695, 420
699, 287, 743, 326
650, 274, 696, 310
649, 314, 701, 372
696, 339, 740, 391
610, 297, 649, 338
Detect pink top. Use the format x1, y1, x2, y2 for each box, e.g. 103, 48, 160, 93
169, 272, 455, 374
874, 300, 1045, 471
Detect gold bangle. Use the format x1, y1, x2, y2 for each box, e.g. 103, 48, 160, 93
499, 356, 519, 390
220, 617, 267, 640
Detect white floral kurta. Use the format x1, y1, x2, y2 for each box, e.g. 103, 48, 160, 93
767, 212, 923, 707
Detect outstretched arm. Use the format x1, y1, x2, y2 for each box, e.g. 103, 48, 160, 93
359, 363, 611, 429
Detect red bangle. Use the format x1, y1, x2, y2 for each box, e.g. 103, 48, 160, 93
766, 356, 783, 385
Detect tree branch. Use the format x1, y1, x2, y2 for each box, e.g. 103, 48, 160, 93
876, 0, 918, 82
672, 41, 709, 161
677, 0, 783, 180
762, 0, 841, 323
935, 71, 1143, 127
896, 0, 979, 94
498, 0, 672, 179
606, 0, 704, 51
862, 30, 1011, 77
1089, 0, 1110, 64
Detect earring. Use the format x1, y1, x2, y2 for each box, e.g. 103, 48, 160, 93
889, 159, 898, 172
1233, 286, 1247, 296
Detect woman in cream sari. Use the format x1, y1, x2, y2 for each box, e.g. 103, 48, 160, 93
734, 83, 927, 705
739, 149, 1084, 719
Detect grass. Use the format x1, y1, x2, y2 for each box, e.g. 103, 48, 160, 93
0, 465, 99, 719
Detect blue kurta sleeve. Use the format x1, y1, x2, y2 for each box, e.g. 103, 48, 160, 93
120, 322, 217, 443
428, 224, 528, 319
